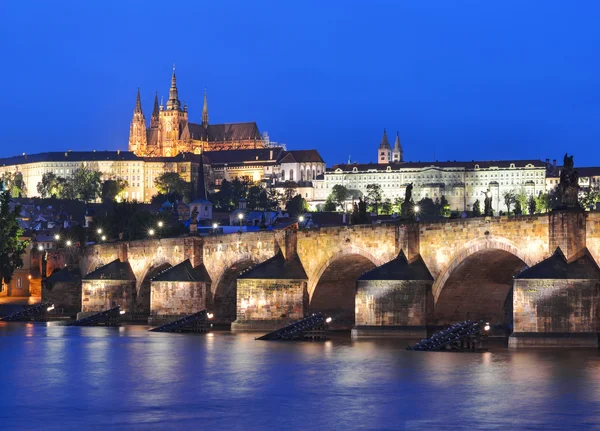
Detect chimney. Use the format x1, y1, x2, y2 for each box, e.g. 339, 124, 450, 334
553, 159, 557, 168
545, 158, 549, 164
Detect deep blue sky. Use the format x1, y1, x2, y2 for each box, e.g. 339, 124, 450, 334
2, 1, 599, 166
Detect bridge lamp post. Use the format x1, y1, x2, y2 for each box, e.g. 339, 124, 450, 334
101, 235, 106, 241
54, 234, 60, 241
238, 212, 244, 233
97, 228, 103, 235
157, 220, 164, 239
414, 205, 420, 221
65, 240, 72, 247
37, 244, 44, 252
212, 222, 218, 235
148, 228, 155, 237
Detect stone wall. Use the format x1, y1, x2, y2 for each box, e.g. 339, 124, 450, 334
235, 279, 307, 329
43, 280, 81, 316
513, 278, 599, 333
549, 211, 587, 259
355, 280, 430, 327
586, 211, 600, 264
81, 279, 136, 314
151, 280, 210, 319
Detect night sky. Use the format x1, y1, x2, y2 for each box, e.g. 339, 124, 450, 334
2, 1, 599, 166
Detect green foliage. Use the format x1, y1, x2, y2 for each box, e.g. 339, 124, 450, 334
73, 166, 103, 202
366, 183, 383, 214
440, 195, 450, 217
210, 179, 277, 211
3, 172, 26, 198
514, 199, 523, 215
416, 197, 436, 216
380, 198, 392, 215
0, 191, 28, 287
579, 187, 600, 210
328, 185, 350, 211
101, 179, 128, 203
37, 172, 59, 198
503, 190, 516, 214
472, 199, 481, 216
515, 191, 527, 215
392, 196, 404, 214
285, 194, 308, 217
323, 197, 337, 212
535, 192, 551, 213
527, 195, 536, 215
154, 172, 192, 203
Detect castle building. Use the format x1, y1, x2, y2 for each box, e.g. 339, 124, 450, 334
129, 69, 264, 157
314, 131, 548, 212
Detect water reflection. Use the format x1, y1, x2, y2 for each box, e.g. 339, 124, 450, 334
0, 325, 600, 430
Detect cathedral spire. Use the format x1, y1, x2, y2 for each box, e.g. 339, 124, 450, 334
134, 88, 143, 114
378, 128, 391, 164
150, 92, 159, 128
202, 88, 209, 129
379, 128, 390, 149
166, 66, 181, 111
393, 131, 403, 162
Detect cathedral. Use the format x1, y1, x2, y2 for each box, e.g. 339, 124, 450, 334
129, 69, 264, 157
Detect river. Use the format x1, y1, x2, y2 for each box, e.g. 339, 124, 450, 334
0, 323, 599, 430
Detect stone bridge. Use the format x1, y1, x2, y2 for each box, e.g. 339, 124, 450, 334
44, 210, 600, 347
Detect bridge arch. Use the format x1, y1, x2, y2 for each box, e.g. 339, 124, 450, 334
432, 237, 534, 330
136, 256, 175, 316
212, 254, 260, 324
308, 247, 382, 328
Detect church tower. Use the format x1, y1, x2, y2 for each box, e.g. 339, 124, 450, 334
158, 67, 188, 156
202, 89, 209, 129
150, 92, 159, 128
128, 88, 147, 155
378, 129, 391, 164
392, 131, 403, 162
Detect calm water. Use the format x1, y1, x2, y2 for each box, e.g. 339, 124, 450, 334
1, 324, 600, 430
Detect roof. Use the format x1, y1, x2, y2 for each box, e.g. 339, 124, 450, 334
358, 251, 433, 281
0, 151, 140, 166
329, 159, 547, 172
180, 121, 262, 142
578, 167, 600, 177
239, 252, 308, 280
516, 248, 600, 279
83, 259, 136, 281
46, 268, 81, 286
151, 259, 211, 282
279, 150, 324, 164
203, 148, 283, 165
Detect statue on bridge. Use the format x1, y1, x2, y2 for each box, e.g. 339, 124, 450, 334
401, 183, 414, 217
483, 189, 493, 216
558, 153, 580, 209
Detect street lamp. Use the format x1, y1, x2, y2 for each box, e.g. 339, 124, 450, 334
96, 228, 103, 235
37, 244, 44, 252
299, 215, 305, 223
238, 212, 244, 232
414, 205, 420, 214
101, 235, 106, 241
54, 234, 60, 241
66, 240, 72, 247
157, 221, 164, 228
148, 228, 155, 237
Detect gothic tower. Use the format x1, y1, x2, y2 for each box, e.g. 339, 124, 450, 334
150, 92, 159, 128
128, 88, 147, 155
202, 89, 209, 129
158, 67, 188, 157
392, 131, 403, 162
378, 129, 391, 164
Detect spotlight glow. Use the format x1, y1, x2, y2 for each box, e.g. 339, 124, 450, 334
325, 317, 332, 323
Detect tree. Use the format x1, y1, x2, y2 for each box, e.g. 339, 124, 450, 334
503, 190, 516, 214
37, 172, 59, 198
440, 196, 450, 217
579, 187, 600, 210
380, 198, 393, 215
154, 172, 192, 203
323, 197, 337, 211
247, 185, 263, 210
392, 196, 404, 214
515, 191, 527, 215
71, 166, 102, 202
285, 194, 308, 217
0, 192, 28, 289
366, 184, 383, 214
527, 195, 536, 215
416, 197, 436, 216
514, 199, 523, 215
101, 179, 128, 203
472, 199, 481, 216
3, 172, 26, 198
535, 192, 552, 213
57, 176, 76, 200
329, 185, 350, 211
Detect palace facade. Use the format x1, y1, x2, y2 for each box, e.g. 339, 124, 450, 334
129, 69, 265, 157
313, 129, 549, 212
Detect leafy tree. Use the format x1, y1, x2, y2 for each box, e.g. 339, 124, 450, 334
514, 199, 523, 215
3, 172, 26, 198
366, 184, 383, 214
37, 172, 59, 198
527, 195, 536, 215
101, 179, 128, 203
329, 185, 350, 211
579, 187, 600, 210
472, 199, 481, 216
392, 196, 404, 214
380, 198, 393, 215
0, 192, 28, 289
535, 192, 551, 213
154, 172, 192, 203
352, 197, 369, 224
247, 185, 263, 210
323, 197, 337, 212
416, 197, 436, 216
515, 191, 527, 215
503, 190, 516, 214
440, 196, 450, 217
285, 194, 308, 217
57, 176, 76, 200
72, 166, 102, 202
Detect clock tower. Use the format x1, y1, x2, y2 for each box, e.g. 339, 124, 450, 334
158, 67, 188, 157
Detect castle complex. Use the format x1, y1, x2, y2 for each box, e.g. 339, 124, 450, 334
129, 69, 264, 157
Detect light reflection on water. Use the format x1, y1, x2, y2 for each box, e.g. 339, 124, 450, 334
0, 324, 599, 430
